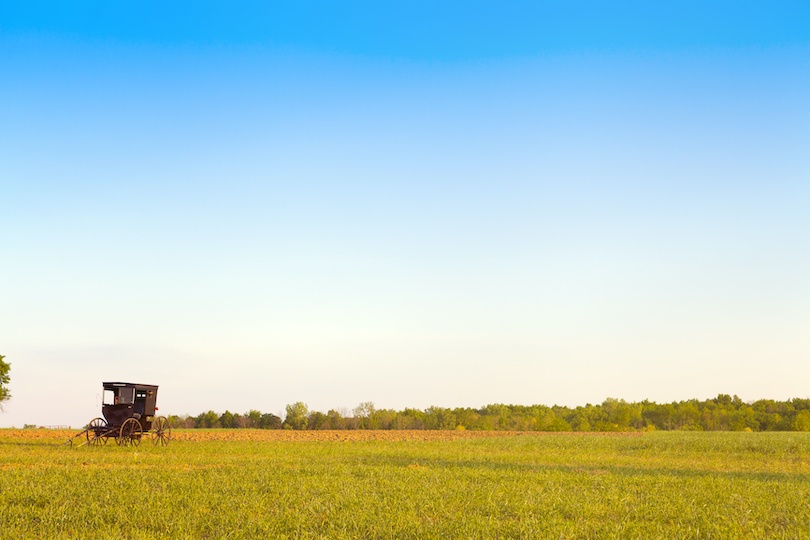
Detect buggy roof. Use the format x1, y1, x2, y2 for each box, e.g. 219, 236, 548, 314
103, 382, 159, 390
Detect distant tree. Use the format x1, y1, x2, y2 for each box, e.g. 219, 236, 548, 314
373, 409, 398, 430
219, 410, 235, 428
793, 411, 810, 432
353, 402, 376, 429
548, 416, 572, 431
424, 406, 457, 430
259, 413, 282, 430
0, 355, 10, 410
283, 402, 309, 430
400, 408, 426, 429
713, 394, 733, 407
326, 409, 345, 429
602, 398, 643, 430
246, 410, 262, 428
532, 407, 557, 431
168, 414, 195, 429
308, 411, 328, 430
454, 408, 481, 431
195, 410, 220, 428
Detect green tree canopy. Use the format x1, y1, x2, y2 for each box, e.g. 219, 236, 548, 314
0, 355, 10, 409
353, 402, 376, 429
284, 402, 309, 430
171, 393, 810, 433
195, 410, 220, 428
259, 413, 282, 430
219, 410, 235, 428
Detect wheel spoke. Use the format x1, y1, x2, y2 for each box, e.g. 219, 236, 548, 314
151, 416, 171, 446
119, 418, 143, 447
86, 418, 107, 446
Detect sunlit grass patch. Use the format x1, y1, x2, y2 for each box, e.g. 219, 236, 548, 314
0, 431, 808, 538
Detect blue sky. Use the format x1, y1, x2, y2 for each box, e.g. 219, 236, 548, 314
1, 2, 809, 426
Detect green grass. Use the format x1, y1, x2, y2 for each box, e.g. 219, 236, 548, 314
1, 431, 809, 538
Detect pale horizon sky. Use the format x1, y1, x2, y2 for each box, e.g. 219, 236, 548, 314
2, 2, 809, 427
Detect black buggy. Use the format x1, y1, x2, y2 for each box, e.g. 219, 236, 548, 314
68, 382, 171, 447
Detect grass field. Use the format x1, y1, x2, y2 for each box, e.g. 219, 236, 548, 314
1, 429, 808, 539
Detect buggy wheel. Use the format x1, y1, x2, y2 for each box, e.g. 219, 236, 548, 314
119, 418, 143, 447
151, 416, 171, 447
86, 418, 108, 446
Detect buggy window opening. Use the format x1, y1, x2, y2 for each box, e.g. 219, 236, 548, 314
103, 386, 135, 405
103, 389, 116, 406
118, 387, 135, 404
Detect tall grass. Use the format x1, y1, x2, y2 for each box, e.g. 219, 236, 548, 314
1, 431, 808, 538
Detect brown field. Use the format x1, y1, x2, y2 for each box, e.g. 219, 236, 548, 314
0, 427, 644, 443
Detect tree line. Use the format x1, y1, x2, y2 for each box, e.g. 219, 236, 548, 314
0, 355, 9, 411
166, 395, 810, 432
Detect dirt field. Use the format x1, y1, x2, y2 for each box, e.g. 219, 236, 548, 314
0, 427, 645, 443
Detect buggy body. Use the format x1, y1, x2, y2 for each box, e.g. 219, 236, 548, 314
102, 382, 159, 431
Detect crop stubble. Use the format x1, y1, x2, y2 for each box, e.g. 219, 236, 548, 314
1, 428, 643, 443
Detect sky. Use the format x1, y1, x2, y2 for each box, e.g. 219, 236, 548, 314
1, 2, 809, 427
